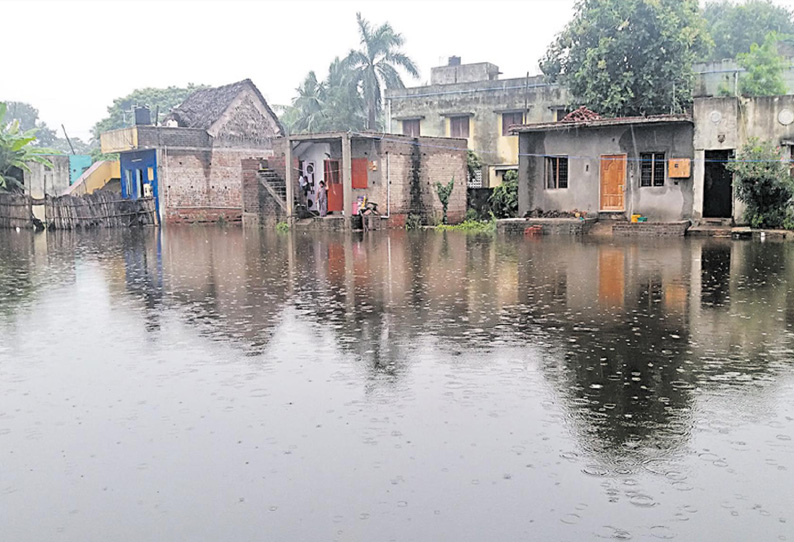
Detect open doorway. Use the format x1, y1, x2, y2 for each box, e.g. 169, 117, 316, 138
703, 150, 733, 219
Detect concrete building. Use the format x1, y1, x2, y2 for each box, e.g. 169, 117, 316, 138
100, 79, 284, 224
243, 132, 468, 228
513, 111, 695, 222
386, 57, 570, 188
693, 56, 794, 98
693, 94, 794, 223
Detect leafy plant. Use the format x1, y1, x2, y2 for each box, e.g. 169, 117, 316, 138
467, 151, 482, 185
436, 214, 497, 234
702, 0, 794, 62
490, 169, 519, 218
276, 221, 290, 233
435, 177, 455, 225
540, 0, 710, 117
405, 212, 423, 230
737, 31, 788, 96
0, 103, 53, 192
725, 137, 794, 228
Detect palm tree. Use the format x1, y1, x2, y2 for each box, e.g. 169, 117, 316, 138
289, 71, 327, 134
323, 57, 367, 132
343, 13, 419, 130
0, 103, 53, 192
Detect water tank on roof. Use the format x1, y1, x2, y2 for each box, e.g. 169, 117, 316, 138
448, 56, 461, 66
134, 106, 152, 126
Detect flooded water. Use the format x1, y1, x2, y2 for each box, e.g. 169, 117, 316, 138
1, 227, 793, 541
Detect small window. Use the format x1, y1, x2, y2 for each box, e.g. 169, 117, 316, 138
502, 112, 524, 136
546, 156, 568, 189
553, 108, 571, 122
450, 116, 470, 138
402, 119, 420, 138
640, 153, 665, 187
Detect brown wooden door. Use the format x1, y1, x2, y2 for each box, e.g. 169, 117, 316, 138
324, 160, 343, 212
600, 154, 626, 211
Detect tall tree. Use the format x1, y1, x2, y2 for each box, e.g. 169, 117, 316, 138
343, 13, 419, 130
703, 0, 794, 62
282, 71, 327, 134
737, 31, 789, 96
91, 84, 208, 140
0, 103, 53, 192
540, 0, 710, 117
3, 101, 58, 147
322, 57, 367, 132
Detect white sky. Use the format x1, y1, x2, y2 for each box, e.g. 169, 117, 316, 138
3, 0, 793, 141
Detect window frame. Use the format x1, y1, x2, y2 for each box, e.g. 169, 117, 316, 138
449, 115, 470, 138
402, 119, 421, 138
545, 156, 569, 190
640, 152, 666, 187
501, 112, 524, 136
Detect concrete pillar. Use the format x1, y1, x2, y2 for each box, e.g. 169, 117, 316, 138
285, 139, 294, 220
517, 135, 531, 216
692, 149, 705, 221
342, 134, 353, 228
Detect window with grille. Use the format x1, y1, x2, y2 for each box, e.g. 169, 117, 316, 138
546, 156, 568, 189
450, 116, 470, 138
402, 119, 420, 137
502, 112, 524, 136
545, 157, 569, 189
640, 153, 665, 187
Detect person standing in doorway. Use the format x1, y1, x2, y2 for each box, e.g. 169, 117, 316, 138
317, 180, 328, 217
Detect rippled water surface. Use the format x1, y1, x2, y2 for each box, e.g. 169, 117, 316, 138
1, 228, 793, 540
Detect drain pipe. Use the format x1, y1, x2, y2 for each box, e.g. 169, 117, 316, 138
381, 152, 391, 219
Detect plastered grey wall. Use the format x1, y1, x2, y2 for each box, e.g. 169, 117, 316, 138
519, 123, 695, 221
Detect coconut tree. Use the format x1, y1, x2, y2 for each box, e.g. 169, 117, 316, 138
0, 103, 53, 192
343, 12, 419, 130
286, 71, 328, 134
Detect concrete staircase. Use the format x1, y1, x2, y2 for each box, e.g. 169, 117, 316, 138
258, 168, 288, 212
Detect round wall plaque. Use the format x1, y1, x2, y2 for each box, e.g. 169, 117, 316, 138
710, 110, 722, 124
778, 109, 794, 126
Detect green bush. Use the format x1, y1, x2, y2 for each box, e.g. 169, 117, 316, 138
726, 138, 794, 229
405, 213, 423, 231
490, 170, 518, 218
276, 221, 290, 232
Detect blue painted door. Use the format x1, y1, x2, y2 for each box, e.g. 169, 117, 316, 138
120, 150, 159, 216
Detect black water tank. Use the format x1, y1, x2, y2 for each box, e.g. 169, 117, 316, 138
134, 106, 152, 126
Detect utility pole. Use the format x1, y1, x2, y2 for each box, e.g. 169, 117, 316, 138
61, 124, 76, 155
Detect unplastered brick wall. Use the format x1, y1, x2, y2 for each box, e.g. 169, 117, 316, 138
161, 148, 267, 223
381, 136, 467, 225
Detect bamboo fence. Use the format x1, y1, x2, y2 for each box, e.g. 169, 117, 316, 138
44, 193, 157, 230
0, 193, 34, 229
0, 192, 156, 230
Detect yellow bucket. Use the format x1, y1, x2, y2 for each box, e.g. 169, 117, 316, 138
631, 214, 641, 223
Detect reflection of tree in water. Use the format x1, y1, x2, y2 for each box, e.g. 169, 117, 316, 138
511, 239, 697, 466
0, 231, 38, 321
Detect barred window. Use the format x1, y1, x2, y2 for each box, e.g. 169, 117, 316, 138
640, 153, 665, 187
502, 112, 524, 136
546, 156, 569, 189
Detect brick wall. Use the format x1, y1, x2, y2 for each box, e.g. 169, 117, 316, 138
612, 222, 690, 236
380, 135, 467, 225
162, 148, 268, 224
242, 158, 287, 226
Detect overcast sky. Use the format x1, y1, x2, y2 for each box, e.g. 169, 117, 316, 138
3, 0, 793, 141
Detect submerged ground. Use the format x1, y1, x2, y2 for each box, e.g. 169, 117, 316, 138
1, 228, 793, 540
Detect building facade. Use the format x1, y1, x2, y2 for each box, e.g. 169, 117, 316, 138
386, 58, 570, 188
100, 79, 284, 224
514, 114, 695, 222
245, 132, 468, 228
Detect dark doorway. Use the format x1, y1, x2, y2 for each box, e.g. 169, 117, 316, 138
703, 150, 733, 218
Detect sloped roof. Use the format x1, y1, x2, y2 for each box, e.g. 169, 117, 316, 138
168, 79, 283, 134
561, 106, 601, 123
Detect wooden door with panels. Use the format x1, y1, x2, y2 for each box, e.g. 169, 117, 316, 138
600, 154, 627, 212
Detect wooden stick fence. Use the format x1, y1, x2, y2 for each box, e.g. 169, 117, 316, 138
0, 193, 34, 229
44, 193, 157, 230
0, 192, 156, 230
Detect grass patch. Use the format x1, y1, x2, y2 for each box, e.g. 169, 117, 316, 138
276, 221, 290, 233
436, 218, 497, 234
